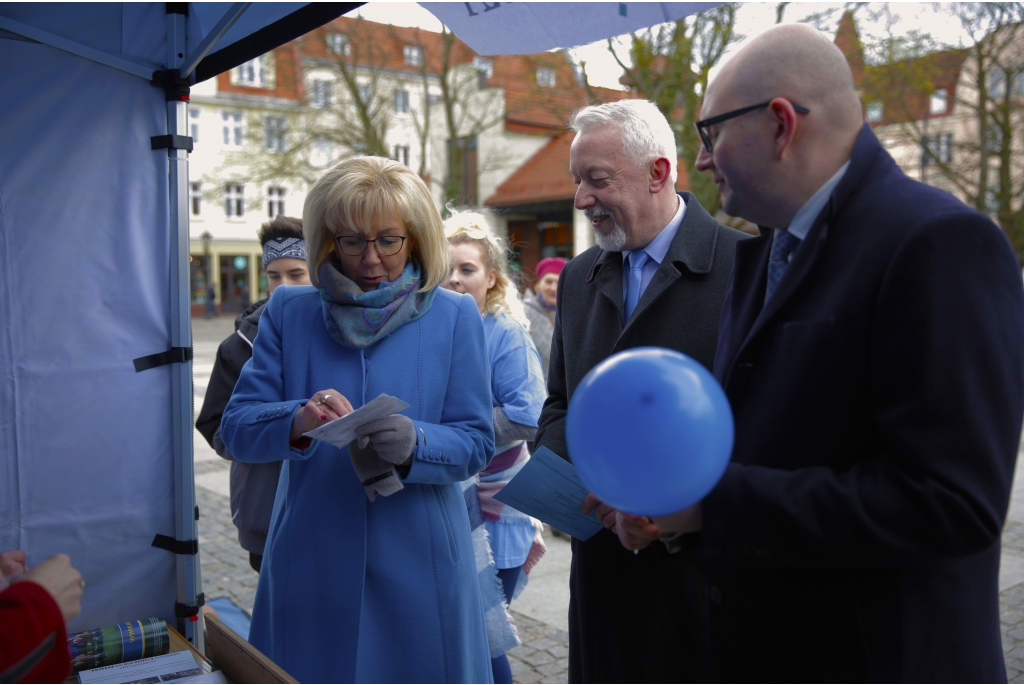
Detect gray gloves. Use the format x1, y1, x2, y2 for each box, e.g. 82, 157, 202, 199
347, 415, 417, 502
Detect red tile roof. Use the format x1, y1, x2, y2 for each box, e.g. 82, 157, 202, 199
486, 131, 691, 207
833, 12, 967, 127
300, 17, 476, 78
486, 132, 578, 206
489, 53, 629, 132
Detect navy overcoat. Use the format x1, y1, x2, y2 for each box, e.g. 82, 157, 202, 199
705, 125, 1024, 682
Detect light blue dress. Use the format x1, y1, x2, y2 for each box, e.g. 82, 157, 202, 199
221, 285, 494, 684
481, 312, 546, 568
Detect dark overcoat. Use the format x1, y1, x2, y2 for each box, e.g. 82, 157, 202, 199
535, 192, 748, 683
703, 124, 1024, 682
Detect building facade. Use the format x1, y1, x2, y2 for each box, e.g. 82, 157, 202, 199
186, 16, 637, 312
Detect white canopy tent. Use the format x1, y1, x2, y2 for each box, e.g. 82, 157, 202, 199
0, 0, 715, 651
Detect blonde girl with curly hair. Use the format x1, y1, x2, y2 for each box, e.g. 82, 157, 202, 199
442, 209, 548, 684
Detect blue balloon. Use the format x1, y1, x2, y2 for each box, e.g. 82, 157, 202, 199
566, 347, 734, 517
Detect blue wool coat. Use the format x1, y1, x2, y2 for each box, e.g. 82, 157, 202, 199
221, 285, 495, 684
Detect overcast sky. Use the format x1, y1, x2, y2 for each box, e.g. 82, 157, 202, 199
347, 2, 978, 90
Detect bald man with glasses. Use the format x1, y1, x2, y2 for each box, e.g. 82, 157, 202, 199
640, 23, 1024, 682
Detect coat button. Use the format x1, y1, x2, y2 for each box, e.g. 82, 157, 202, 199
709, 585, 723, 605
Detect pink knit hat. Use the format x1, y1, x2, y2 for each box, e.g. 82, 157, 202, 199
536, 257, 567, 280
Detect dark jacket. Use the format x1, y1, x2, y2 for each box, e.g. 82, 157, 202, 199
704, 124, 1024, 682
195, 299, 281, 556
535, 192, 748, 683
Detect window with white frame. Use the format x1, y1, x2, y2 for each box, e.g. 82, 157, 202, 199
311, 137, 333, 167
473, 57, 493, 78
394, 90, 409, 114
536, 66, 556, 88
929, 89, 947, 115
394, 145, 410, 166
866, 102, 883, 122
222, 111, 243, 147
190, 182, 202, 216
404, 45, 423, 67
234, 54, 275, 89
989, 69, 1006, 98
327, 33, 349, 56
224, 183, 244, 217
311, 79, 333, 109
1013, 68, 1024, 96
264, 116, 286, 153
358, 84, 372, 106
986, 125, 1004, 155
922, 132, 953, 165
267, 186, 286, 218
189, 109, 200, 143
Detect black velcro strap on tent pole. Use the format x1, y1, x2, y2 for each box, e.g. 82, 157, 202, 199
175, 594, 205, 618
151, 134, 193, 152
152, 534, 198, 556
134, 347, 193, 373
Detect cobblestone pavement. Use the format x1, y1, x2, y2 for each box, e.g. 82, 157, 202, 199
1002, 520, 1024, 682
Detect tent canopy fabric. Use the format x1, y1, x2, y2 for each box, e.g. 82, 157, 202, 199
420, 2, 722, 56
0, 1, 354, 637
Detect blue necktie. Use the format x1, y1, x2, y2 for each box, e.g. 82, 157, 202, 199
624, 249, 649, 321
765, 230, 801, 302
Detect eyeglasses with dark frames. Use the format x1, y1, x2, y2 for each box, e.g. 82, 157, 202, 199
695, 100, 810, 153
334, 235, 409, 257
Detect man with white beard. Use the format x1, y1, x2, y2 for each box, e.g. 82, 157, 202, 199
534, 99, 748, 682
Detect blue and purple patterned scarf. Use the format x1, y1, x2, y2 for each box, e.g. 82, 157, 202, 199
318, 261, 435, 350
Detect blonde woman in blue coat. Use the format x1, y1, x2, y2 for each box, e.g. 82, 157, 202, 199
221, 157, 494, 683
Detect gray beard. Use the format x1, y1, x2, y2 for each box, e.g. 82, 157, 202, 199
593, 219, 627, 252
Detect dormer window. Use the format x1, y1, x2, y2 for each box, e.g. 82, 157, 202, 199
327, 33, 349, 57
866, 102, 883, 122
404, 45, 423, 67
536, 66, 555, 88
473, 57, 493, 78
929, 88, 947, 115
233, 54, 275, 89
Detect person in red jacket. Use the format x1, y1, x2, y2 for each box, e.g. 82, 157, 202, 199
0, 550, 83, 683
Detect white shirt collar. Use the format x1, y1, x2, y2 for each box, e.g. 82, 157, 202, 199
786, 161, 850, 241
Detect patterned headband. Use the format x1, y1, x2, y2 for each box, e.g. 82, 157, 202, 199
262, 237, 306, 268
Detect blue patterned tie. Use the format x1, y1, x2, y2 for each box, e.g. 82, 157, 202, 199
765, 230, 801, 302
624, 249, 649, 321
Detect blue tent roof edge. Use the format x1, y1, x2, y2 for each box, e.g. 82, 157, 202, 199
195, 2, 363, 83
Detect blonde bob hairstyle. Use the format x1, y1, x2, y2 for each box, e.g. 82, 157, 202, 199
303, 156, 449, 292
444, 210, 529, 330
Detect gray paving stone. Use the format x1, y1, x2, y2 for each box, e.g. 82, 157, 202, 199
547, 644, 569, 659
522, 650, 556, 668
536, 661, 566, 677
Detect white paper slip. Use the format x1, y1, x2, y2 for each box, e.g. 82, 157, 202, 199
174, 672, 227, 684
303, 393, 410, 448
78, 650, 201, 684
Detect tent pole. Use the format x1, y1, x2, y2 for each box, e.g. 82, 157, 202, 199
165, 6, 204, 651
180, 2, 252, 79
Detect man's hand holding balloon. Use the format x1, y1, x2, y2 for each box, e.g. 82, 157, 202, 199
566, 348, 732, 553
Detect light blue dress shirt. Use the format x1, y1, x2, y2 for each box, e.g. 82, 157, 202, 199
621, 194, 687, 310
773, 160, 851, 255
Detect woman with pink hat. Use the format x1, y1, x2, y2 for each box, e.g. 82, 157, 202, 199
523, 257, 567, 381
